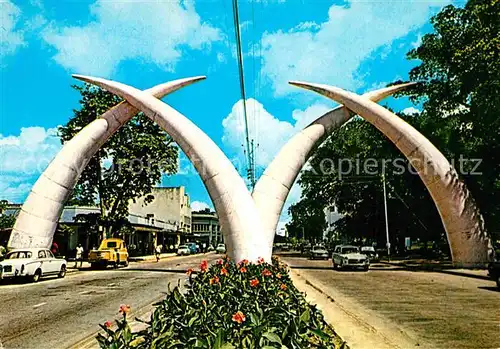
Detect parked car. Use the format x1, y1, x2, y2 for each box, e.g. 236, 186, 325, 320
310, 245, 329, 260
332, 245, 369, 271
360, 246, 379, 262
487, 260, 500, 289
186, 242, 199, 254
216, 243, 226, 254
88, 238, 129, 269
177, 245, 191, 256
0, 248, 67, 283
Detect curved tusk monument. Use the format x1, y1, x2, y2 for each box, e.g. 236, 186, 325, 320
252, 83, 416, 247
8, 76, 205, 250
289, 81, 493, 265
71, 75, 271, 262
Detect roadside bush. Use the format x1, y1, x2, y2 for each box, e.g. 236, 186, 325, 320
97, 256, 346, 348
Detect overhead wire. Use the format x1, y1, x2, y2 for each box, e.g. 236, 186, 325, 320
232, 0, 255, 189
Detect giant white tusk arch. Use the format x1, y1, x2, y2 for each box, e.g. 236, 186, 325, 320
252, 83, 415, 247
289, 81, 494, 265
8, 76, 205, 250
72, 75, 271, 262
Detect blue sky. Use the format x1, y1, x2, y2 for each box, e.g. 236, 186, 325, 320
0, 0, 463, 225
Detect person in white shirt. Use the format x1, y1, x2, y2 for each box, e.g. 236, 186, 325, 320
75, 244, 84, 268
155, 244, 162, 262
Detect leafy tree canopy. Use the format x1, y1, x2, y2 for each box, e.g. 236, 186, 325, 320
59, 84, 178, 235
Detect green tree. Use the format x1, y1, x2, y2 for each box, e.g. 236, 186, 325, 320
59, 84, 178, 235
0, 200, 16, 230
286, 196, 326, 243
289, 0, 500, 252
401, 0, 500, 238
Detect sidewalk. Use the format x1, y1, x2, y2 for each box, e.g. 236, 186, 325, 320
66, 252, 179, 271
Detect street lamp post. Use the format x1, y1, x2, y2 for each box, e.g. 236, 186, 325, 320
382, 174, 390, 260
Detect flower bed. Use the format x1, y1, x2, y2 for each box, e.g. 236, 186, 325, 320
97, 256, 346, 348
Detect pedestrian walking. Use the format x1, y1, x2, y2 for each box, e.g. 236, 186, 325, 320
75, 244, 84, 268
51, 242, 59, 256
202, 242, 207, 254
155, 244, 162, 262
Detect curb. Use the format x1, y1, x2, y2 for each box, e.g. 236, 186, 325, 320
378, 261, 491, 281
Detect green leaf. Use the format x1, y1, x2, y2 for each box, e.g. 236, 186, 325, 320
299, 309, 310, 323
262, 332, 282, 345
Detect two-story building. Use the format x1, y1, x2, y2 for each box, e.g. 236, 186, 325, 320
191, 209, 221, 247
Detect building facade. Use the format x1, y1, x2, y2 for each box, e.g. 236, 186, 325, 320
191, 210, 221, 247
128, 186, 192, 234
2, 186, 194, 257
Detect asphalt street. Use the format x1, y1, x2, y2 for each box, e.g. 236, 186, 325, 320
283, 256, 500, 349
0, 253, 220, 349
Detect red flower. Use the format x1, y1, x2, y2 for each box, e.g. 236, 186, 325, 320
276, 273, 282, 279
257, 257, 265, 264
239, 266, 247, 273
200, 260, 208, 272
216, 259, 223, 265
232, 311, 246, 324
210, 276, 220, 285
280, 283, 287, 291
250, 278, 259, 287
262, 268, 272, 277
240, 259, 249, 266
104, 321, 112, 329
186, 268, 194, 276
119, 304, 131, 315
220, 267, 228, 276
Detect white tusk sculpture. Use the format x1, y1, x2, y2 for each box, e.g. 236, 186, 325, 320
252, 83, 415, 247
289, 81, 493, 265
8, 77, 206, 250
71, 75, 271, 262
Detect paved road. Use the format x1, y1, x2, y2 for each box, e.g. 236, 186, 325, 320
0, 253, 219, 349
283, 256, 500, 349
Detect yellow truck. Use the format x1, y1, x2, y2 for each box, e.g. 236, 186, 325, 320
88, 238, 129, 269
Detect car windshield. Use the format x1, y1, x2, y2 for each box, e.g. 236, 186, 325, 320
179, 245, 188, 249
313, 245, 325, 250
217, 244, 225, 247
6, 251, 33, 259
341, 247, 359, 254
107, 241, 118, 248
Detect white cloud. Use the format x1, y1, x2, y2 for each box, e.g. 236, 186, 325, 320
0, 126, 62, 203
0, 1, 26, 59
191, 200, 212, 212
42, 0, 222, 76
222, 99, 329, 225
402, 106, 421, 115
222, 98, 330, 168
260, 0, 451, 96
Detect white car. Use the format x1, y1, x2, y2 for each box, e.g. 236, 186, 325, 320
0, 248, 67, 282
216, 243, 226, 254
310, 245, 329, 260
332, 245, 369, 271
176, 245, 191, 256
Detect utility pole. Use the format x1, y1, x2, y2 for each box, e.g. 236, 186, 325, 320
382, 174, 390, 259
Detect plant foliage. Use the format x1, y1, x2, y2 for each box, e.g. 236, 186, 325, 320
97, 257, 345, 348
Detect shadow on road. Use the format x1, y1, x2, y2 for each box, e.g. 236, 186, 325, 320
477, 286, 499, 293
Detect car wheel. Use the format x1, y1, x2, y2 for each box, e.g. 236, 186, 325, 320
123, 260, 129, 267
496, 275, 500, 289
363, 265, 369, 272
58, 265, 67, 278
32, 269, 42, 283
